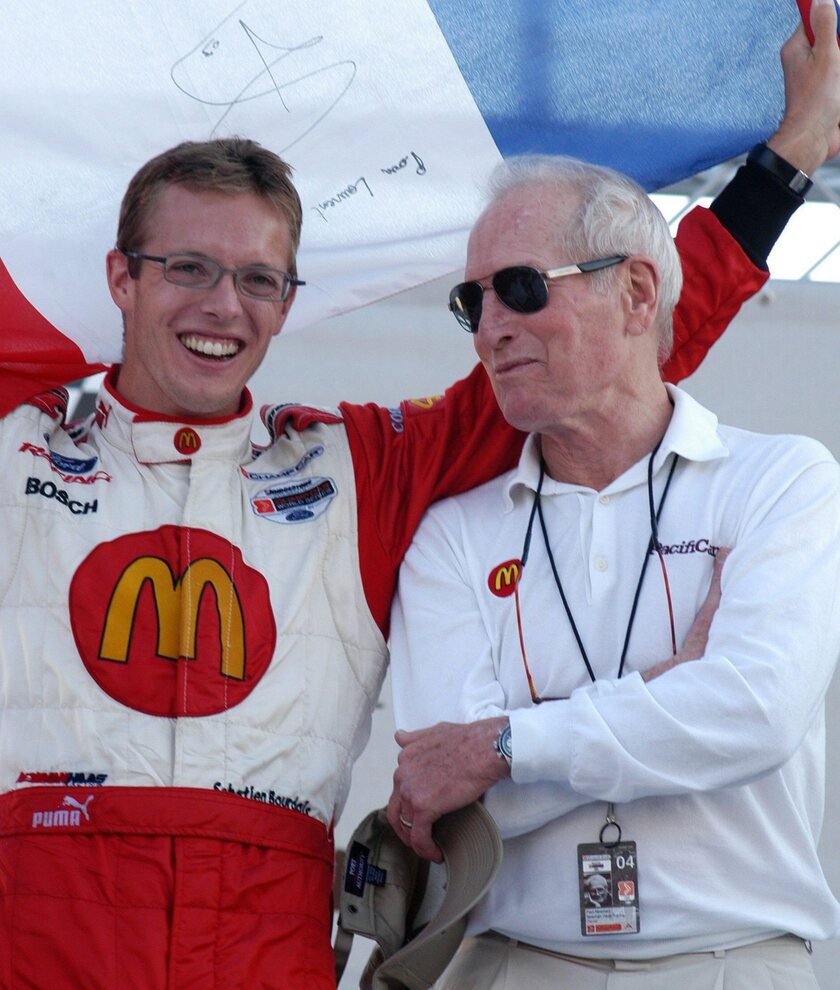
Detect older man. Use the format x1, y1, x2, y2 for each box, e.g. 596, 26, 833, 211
386, 17, 840, 990
388, 155, 840, 987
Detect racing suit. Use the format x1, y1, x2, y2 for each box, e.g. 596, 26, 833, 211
0, 203, 768, 989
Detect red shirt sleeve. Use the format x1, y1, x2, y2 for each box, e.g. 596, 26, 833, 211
340, 363, 524, 635
662, 206, 768, 383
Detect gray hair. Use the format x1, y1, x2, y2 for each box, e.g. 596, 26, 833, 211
485, 155, 683, 362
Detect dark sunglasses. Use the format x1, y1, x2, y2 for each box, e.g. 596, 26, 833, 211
449, 255, 628, 334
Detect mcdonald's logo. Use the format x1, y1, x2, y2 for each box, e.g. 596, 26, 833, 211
69, 526, 276, 717
408, 395, 443, 410
173, 428, 201, 455
100, 557, 246, 680
487, 559, 523, 598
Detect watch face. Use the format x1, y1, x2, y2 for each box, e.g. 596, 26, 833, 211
498, 725, 513, 761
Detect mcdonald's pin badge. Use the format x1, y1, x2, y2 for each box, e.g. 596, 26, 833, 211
173, 428, 202, 455
487, 559, 523, 598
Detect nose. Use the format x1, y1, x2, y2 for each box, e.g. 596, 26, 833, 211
200, 270, 244, 319
473, 288, 515, 352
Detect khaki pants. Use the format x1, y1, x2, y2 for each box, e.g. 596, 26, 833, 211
436, 933, 819, 990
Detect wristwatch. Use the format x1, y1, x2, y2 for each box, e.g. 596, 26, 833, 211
747, 142, 813, 196
494, 723, 513, 767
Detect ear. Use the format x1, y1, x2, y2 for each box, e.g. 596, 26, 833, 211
106, 249, 133, 314
623, 257, 660, 338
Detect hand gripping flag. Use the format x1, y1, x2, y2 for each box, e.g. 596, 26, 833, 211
0, 1, 798, 405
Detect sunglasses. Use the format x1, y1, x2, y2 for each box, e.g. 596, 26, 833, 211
449, 255, 628, 334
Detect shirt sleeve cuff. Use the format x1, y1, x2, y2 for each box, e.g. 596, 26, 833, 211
508, 702, 574, 784
709, 159, 804, 272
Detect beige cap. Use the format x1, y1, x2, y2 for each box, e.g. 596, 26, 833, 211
334, 802, 502, 989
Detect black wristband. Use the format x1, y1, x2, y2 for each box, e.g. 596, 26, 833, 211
746, 142, 813, 197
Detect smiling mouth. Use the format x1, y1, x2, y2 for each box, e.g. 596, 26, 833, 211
180, 334, 241, 360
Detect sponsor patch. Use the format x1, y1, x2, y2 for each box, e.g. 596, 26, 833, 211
25, 476, 98, 514
31, 794, 95, 829
69, 525, 276, 717
19, 439, 111, 484
174, 427, 201, 455
487, 559, 523, 598
240, 444, 325, 482
251, 476, 337, 524
17, 771, 108, 786
408, 394, 443, 411
387, 407, 404, 433
652, 538, 719, 557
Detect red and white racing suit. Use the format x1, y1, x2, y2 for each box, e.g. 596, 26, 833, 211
0, 208, 765, 989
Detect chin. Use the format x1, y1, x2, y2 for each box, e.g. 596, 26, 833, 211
172, 389, 241, 420
497, 394, 545, 435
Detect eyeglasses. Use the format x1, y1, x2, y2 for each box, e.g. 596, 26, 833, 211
122, 250, 305, 302
448, 255, 627, 334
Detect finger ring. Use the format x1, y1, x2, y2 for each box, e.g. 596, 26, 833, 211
399, 814, 414, 829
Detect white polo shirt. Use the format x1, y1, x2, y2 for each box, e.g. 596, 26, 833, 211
390, 385, 840, 958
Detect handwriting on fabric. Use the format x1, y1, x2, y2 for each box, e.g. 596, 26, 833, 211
170, 1, 357, 149
311, 153, 427, 223
170, 2, 429, 226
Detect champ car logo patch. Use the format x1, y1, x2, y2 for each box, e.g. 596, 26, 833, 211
240, 444, 325, 482
250, 476, 337, 524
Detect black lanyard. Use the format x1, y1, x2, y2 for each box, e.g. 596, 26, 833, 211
519, 443, 679, 685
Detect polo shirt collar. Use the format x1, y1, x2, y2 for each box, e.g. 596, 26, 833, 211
503, 384, 730, 510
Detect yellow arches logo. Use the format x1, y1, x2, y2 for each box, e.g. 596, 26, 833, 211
408, 395, 443, 410
70, 526, 276, 717
173, 427, 201, 454
487, 559, 523, 598
100, 557, 246, 680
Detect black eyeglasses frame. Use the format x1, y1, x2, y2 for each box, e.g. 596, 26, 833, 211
449, 255, 628, 334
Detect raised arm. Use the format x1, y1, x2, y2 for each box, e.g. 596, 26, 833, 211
666, 2, 840, 380
770, 0, 840, 174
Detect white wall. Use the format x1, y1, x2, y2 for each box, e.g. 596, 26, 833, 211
250, 274, 840, 985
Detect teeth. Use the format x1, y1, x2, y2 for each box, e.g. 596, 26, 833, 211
181, 334, 239, 358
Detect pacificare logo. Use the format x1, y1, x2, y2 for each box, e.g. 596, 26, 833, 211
651, 538, 720, 557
